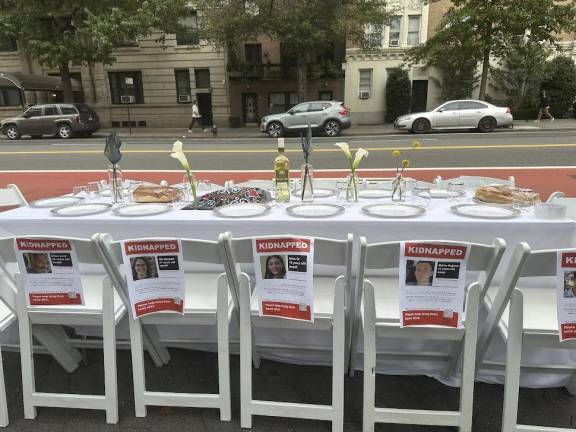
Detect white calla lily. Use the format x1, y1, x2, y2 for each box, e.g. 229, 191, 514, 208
334, 142, 352, 162
170, 140, 190, 171
352, 148, 369, 170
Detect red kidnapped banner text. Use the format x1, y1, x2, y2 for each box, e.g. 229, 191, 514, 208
404, 243, 467, 260
134, 298, 183, 317
17, 238, 71, 252
124, 240, 180, 255
29, 293, 82, 305
256, 238, 311, 254
562, 253, 576, 268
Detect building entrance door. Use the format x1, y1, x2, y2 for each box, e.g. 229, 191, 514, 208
411, 80, 428, 113
196, 93, 213, 127
242, 93, 258, 124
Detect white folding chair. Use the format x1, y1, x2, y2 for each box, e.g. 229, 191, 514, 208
96, 233, 234, 421
477, 243, 576, 432
223, 232, 353, 432
15, 235, 126, 423
0, 184, 27, 207
353, 238, 505, 432
435, 175, 515, 189
547, 194, 576, 221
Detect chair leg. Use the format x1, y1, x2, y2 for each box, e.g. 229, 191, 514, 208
0, 346, 9, 427
217, 278, 231, 421
331, 281, 345, 432
501, 290, 523, 432
251, 327, 261, 369
565, 373, 576, 396
32, 325, 81, 373
102, 286, 118, 424
16, 285, 36, 420
239, 281, 252, 429
362, 283, 376, 432
142, 325, 170, 367
129, 318, 147, 417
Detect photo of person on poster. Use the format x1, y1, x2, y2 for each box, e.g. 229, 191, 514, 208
131, 256, 159, 281
405, 260, 435, 286
24, 253, 52, 274
263, 255, 287, 279
564, 271, 576, 298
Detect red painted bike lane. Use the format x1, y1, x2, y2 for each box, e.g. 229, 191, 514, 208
0, 167, 574, 202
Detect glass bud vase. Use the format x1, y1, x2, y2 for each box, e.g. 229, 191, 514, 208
107, 163, 123, 204
300, 163, 314, 202
391, 174, 406, 202
346, 173, 359, 202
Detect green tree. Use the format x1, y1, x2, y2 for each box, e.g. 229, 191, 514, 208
195, 0, 391, 102
0, 0, 189, 101
385, 69, 411, 123
492, 41, 549, 117
407, 0, 576, 100
544, 56, 576, 117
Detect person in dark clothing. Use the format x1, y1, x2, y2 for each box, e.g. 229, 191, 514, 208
535, 89, 555, 123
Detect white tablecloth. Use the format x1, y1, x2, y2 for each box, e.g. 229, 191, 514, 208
1, 195, 575, 387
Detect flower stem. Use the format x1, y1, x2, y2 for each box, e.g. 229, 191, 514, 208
186, 170, 197, 199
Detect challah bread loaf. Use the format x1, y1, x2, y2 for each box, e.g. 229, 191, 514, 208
475, 185, 534, 205
132, 183, 183, 203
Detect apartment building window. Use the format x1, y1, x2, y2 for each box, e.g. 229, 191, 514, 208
388, 16, 401, 47
359, 69, 372, 99
176, 10, 199, 45
109, 71, 144, 104
0, 88, 21, 106
407, 15, 421, 46
194, 68, 210, 88
245, 43, 262, 64
0, 35, 17, 52
368, 23, 383, 49
175, 69, 191, 103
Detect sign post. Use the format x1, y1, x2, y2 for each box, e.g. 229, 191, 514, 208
123, 77, 135, 135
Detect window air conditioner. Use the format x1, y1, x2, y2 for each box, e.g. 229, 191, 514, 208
389, 39, 400, 47
359, 91, 371, 99
178, 94, 192, 103
120, 95, 136, 104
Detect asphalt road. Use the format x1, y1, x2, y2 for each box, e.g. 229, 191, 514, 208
0, 129, 575, 171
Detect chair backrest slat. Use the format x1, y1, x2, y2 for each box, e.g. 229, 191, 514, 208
520, 250, 557, 277
0, 184, 27, 207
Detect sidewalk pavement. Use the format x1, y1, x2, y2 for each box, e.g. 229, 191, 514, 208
99, 118, 576, 139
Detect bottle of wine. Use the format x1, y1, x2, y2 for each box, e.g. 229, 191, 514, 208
274, 138, 290, 202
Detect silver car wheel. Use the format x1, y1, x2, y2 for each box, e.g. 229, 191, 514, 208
324, 120, 341, 136
58, 124, 72, 139
267, 122, 283, 138
6, 126, 19, 140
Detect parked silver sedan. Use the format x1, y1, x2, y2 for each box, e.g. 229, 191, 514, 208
394, 99, 513, 133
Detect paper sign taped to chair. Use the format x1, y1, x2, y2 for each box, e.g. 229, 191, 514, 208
399, 242, 469, 328
15, 238, 84, 306
556, 251, 576, 341
253, 237, 315, 321
121, 239, 185, 318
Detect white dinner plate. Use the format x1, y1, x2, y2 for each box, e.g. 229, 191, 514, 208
358, 189, 392, 199
286, 203, 345, 218
112, 203, 172, 217
28, 196, 84, 208
213, 203, 270, 218
292, 188, 335, 198
50, 203, 112, 217
429, 189, 464, 199
362, 203, 425, 218
451, 204, 520, 219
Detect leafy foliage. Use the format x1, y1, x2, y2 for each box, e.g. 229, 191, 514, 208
544, 56, 576, 117
195, 0, 391, 101
407, 0, 576, 100
385, 69, 411, 123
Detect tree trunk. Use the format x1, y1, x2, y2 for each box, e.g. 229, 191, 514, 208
59, 62, 74, 102
478, 47, 490, 100
296, 54, 307, 103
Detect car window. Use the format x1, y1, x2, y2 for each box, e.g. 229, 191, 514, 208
60, 106, 77, 115
290, 103, 309, 114
441, 102, 460, 111
24, 107, 42, 118
460, 101, 486, 110
322, 103, 332, 110
43, 105, 58, 116
307, 102, 326, 112
73, 104, 91, 114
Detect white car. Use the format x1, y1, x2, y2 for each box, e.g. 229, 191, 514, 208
394, 99, 513, 133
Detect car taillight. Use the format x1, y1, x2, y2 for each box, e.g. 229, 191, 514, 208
339, 104, 350, 116
506, 107, 512, 114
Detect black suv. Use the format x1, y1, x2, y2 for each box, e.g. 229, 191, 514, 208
1, 103, 101, 140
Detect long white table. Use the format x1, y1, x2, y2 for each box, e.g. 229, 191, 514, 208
1, 195, 575, 387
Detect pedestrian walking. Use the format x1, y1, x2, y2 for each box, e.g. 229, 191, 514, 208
188, 100, 207, 133
535, 89, 555, 123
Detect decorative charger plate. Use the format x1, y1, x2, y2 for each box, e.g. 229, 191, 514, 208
362, 203, 425, 218
358, 189, 392, 199
429, 189, 464, 199
451, 204, 520, 219
292, 188, 335, 198
112, 203, 172, 217
50, 203, 112, 217
29, 196, 84, 208
213, 203, 270, 218
286, 203, 345, 218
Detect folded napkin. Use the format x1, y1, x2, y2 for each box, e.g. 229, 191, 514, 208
182, 186, 271, 210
